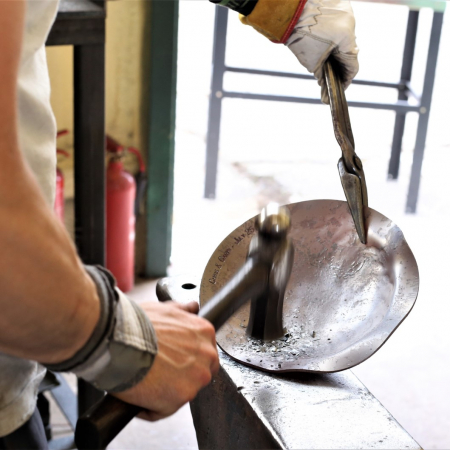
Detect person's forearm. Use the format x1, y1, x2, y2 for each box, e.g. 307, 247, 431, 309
0, 174, 100, 364
0, 1, 100, 365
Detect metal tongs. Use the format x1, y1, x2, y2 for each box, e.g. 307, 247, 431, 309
324, 58, 368, 244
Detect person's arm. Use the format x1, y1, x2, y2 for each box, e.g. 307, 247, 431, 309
0, 0, 100, 365
0, 1, 218, 420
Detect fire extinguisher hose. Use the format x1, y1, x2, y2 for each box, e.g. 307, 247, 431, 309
106, 136, 147, 217
127, 147, 147, 217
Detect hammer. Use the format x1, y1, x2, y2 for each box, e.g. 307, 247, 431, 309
75, 204, 294, 450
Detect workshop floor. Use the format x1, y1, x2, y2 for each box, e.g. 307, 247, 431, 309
54, 3, 450, 449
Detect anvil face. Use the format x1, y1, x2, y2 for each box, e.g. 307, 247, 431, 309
200, 200, 419, 373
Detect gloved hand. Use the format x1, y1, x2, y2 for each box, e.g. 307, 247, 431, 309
286, 0, 359, 104
239, 0, 358, 104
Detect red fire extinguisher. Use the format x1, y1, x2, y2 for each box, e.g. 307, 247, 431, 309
55, 130, 70, 222
106, 136, 146, 293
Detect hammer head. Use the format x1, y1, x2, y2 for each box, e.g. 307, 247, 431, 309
246, 204, 295, 341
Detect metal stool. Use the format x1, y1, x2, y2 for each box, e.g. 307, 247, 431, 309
204, 0, 445, 213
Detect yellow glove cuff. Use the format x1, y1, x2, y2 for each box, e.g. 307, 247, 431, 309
239, 0, 307, 43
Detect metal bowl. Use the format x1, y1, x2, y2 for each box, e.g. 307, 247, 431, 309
200, 200, 419, 373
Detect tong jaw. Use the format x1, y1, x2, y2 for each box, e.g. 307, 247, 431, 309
325, 58, 368, 244
338, 157, 367, 244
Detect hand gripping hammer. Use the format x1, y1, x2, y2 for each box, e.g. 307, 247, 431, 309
75, 204, 294, 450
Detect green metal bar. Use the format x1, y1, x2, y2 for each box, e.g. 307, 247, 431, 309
145, 0, 179, 277
354, 0, 446, 13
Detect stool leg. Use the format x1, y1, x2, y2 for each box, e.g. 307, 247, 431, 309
388, 10, 419, 180
204, 6, 228, 199
406, 11, 444, 213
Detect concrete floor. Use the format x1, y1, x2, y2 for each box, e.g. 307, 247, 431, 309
54, 3, 450, 449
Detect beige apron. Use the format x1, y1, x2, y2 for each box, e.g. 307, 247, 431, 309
0, 0, 58, 436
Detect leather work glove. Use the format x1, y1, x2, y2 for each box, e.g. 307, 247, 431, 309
286, 0, 359, 103
238, 0, 359, 104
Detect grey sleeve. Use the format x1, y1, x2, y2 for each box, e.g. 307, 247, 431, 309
45, 265, 158, 393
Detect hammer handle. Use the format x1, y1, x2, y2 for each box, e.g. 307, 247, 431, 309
75, 261, 268, 450
75, 395, 142, 450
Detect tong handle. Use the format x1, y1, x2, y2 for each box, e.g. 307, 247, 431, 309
324, 58, 355, 166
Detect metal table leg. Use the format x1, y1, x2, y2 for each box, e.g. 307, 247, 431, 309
388, 9, 419, 180
73, 43, 106, 415
204, 6, 228, 199
406, 11, 444, 213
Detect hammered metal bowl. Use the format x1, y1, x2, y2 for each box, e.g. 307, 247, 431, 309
200, 200, 419, 373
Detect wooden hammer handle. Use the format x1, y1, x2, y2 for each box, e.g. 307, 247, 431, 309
75, 395, 142, 450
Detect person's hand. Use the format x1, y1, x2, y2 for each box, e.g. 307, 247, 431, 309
286, 0, 359, 104
113, 301, 219, 421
